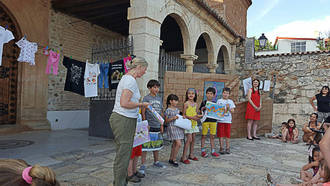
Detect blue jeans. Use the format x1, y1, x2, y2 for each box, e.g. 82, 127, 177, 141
98, 63, 109, 88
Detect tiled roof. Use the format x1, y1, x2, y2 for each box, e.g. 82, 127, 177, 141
255, 50, 330, 58
194, 0, 243, 40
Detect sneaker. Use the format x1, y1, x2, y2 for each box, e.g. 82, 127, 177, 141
127, 175, 141, 183
211, 152, 220, 157
139, 165, 145, 175
225, 148, 230, 154
201, 151, 208, 158
154, 161, 167, 168
219, 148, 225, 155
134, 171, 145, 178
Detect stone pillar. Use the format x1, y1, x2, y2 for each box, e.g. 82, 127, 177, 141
180, 54, 198, 72
207, 64, 218, 73
227, 44, 237, 74
128, 0, 162, 97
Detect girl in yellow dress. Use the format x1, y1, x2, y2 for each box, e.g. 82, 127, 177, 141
181, 88, 202, 164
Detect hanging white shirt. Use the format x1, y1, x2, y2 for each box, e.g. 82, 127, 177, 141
84, 61, 100, 97
0, 26, 15, 66
16, 37, 38, 65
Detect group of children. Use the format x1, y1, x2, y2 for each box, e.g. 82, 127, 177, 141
268, 116, 330, 186
271, 119, 299, 144
127, 79, 236, 183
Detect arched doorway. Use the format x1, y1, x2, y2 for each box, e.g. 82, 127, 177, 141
159, 14, 188, 99
0, 3, 21, 124
216, 45, 229, 74
193, 33, 213, 73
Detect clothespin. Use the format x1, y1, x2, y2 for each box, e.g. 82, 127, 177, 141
23, 34, 26, 39
57, 50, 59, 54
70, 56, 72, 59
5, 25, 8, 30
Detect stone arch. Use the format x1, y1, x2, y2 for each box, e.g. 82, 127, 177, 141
193, 32, 214, 65
0, 2, 22, 124
160, 11, 191, 55
216, 45, 230, 74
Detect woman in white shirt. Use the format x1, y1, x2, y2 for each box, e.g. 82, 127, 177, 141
109, 57, 149, 186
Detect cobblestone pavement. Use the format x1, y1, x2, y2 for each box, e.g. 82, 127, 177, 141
0, 130, 308, 186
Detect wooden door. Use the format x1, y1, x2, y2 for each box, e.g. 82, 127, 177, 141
0, 5, 19, 124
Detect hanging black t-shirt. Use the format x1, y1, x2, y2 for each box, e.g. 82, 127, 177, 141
199, 100, 218, 122
316, 94, 330, 112
108, 60, 125, 90
63, 56, 85, 96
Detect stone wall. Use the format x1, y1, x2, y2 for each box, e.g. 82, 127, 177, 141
48, 10, 122, 111
163, 71, 273, 138
235, 40, 330, 128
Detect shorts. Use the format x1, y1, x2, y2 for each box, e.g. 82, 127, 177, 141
202, 122, 217, 135
130, 145, 142, 159
217, 123, 231, 138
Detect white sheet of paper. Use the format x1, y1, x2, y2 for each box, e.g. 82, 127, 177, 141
243, 77, 252, 95
263, 80, 271, 91
259, 80, 263, 90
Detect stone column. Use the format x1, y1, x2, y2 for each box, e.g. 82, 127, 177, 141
180, 54, 198, 72
128, 0, 162, 97
207, 64, 218, 73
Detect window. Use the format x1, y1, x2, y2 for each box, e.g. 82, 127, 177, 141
291, 41, 306, 53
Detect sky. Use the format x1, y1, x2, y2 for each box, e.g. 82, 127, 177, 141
247, 0, 330, 44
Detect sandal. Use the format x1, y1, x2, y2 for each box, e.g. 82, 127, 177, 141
188, 156, 199, 161
180, 158, 190, 164
169, 160, 179, 167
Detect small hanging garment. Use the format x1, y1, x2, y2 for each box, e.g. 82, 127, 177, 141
108, 59, 125, 90
98, 63, 109, 88
123, 56, 132, 73
0, 26, 15, 66
84, 61, 100, 97
16, 37, 38, 65
63, 56, 85, 96
45, 50, 60, 75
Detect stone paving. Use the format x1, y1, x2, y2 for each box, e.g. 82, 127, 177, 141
0, 129, 309, 186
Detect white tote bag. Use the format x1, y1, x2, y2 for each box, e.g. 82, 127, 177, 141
174, 115, 192, 130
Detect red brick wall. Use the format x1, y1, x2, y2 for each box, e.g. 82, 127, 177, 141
164, 71, 240, 110
232, 100, 273, 138
205, 0, 251, 38
164, 71, 273, 138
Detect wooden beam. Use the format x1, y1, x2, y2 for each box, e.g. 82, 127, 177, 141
84, 9, 126, 21
52, 0, 129, 12
73, 4, 129, 17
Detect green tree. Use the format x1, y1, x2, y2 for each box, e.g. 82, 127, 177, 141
254, 37, 275, 51
317, 31, 330, 51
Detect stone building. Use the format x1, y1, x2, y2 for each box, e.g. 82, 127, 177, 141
0, 0, 253, 132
